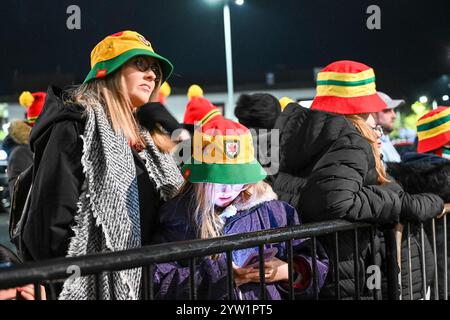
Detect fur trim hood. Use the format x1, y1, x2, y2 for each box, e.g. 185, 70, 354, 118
235, 182, 278, 211
8, 120, 31, 145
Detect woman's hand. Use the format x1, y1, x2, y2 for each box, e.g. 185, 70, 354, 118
16, 284, 47, 300
437, 203, 450, 219
0, 284, 46, 300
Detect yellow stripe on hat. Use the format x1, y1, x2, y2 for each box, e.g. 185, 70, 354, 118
417, 107, 450, 126
417, 121, 450, 140
199, 109, 221, 125
90, 31, 155, 67
317, 68, 375, 82
316, 82, 376, 98
192, 131, 255, 164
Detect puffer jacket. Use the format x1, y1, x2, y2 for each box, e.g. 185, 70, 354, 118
270, 103, 444, 299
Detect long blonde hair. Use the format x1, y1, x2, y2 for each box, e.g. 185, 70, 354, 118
65, 67, 175, 152
180, 180, 270, 240
345, 114, 389, 184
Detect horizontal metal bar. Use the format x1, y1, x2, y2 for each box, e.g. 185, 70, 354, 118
0, 220, 371, 289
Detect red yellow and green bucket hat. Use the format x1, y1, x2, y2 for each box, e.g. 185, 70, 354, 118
417, 106, 450, 153
311, 60, 387, 114
182, 118, 267, 184
84, 30, 173, 84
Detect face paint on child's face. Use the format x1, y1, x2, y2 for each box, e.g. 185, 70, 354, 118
213, 184, 246, 207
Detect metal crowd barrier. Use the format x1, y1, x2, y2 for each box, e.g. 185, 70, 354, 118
400, 216, 448, 300
0, 219, 426, 300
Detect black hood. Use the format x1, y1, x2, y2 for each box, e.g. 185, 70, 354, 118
29, 86, 85, 153
274, 103, 361, 174
387, 153, 450, 202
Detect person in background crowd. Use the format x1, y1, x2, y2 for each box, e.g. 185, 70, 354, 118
387, 106, 450, 299
234, 93, 282, 176
6, 120, 32, 196
374, 91, 405, 163
234, 93, 281, 131
136, 81, 190, 143
21, 30, 183, 299
150, 118, 328, 299
271, 60, 445, 299
6, 91, 46, 195
279, 97, 295, 111
182, 84, 223, 135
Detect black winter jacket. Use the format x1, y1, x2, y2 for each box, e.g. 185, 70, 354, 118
270, 104, 443, 299
22, 86, 162, 261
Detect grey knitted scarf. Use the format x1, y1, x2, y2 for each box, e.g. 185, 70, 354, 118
59, 104, 183, 300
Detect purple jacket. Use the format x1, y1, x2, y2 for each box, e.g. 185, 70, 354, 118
150, 187, 329, 300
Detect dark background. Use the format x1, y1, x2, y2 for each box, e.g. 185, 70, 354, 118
0, 0, 449, 102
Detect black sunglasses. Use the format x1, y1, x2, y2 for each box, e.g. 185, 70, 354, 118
132, 57, 161, 82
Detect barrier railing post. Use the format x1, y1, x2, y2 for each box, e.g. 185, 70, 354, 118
444, 215, 448, 300
286, 240, 295, 300
384, 228, 400, 300
420, 223, 427, 299
149, 264, 155, 300
34, 282, 41, 300
258, 244, 267, 300
353, 228, 360, 300
370, 226, 379, 300
226, 251, 234, 300
432, 219, 439, 300
142, 266, 150, 300
333, 232, 341, 300
311, 236, 319, 300
189, 258, 197, 300
406, 223, 413, 300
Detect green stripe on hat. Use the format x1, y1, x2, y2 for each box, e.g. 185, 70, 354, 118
417, 114, 450, 132
316, 77, 375, 87
182, 160, 267, 185
84, 48, 173, 84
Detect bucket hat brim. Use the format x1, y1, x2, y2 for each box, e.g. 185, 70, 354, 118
83, 48, 173, 84
182, 160, 267, 185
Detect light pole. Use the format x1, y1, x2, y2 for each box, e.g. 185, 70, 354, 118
223, 1, 234, 119
207, 0, 243, 119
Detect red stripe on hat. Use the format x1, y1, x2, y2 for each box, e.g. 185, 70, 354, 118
418, 106, 448, 121
311, 94, 386, 115
110, 32, 124, 37
321, 60, 371, 73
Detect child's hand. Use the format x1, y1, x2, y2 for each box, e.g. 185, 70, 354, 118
232, 263, 270, 287
263, 257, 289, 283
232, 260, 288, 286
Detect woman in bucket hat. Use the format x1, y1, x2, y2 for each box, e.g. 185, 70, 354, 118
150, 118, 328, 299
270, 60, 444, 299
21, 30, 184, 299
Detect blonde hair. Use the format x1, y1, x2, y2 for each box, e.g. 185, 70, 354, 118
180, 180, 270, 240
345, 114, 389, 184
65, 65, 175, 153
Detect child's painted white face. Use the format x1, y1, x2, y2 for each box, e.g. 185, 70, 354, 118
213, 184, 246, 208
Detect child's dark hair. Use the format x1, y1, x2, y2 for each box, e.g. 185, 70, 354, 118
234, 93, 281, 130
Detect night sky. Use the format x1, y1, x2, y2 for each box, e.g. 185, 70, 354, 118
0, 0, 449, 101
